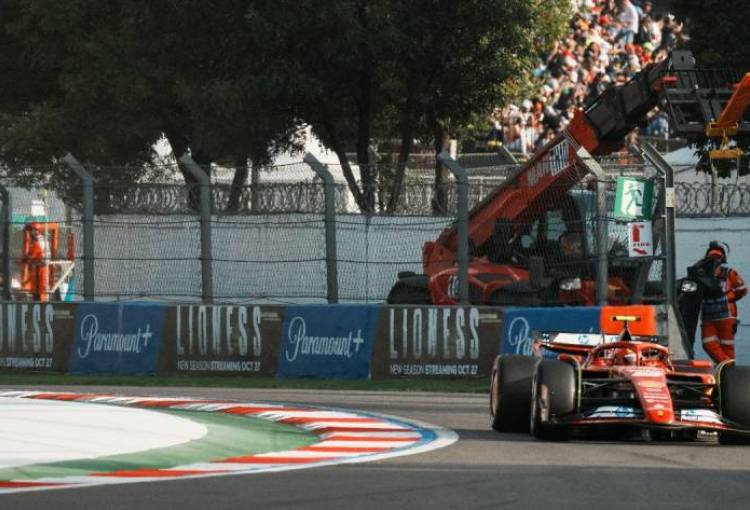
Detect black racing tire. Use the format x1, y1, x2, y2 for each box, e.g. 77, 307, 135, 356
530, 360, 576, 441
486, 283, 539, 307
490, 355, 540, 432
386, 275, 432, 304
719, 365, 750, 445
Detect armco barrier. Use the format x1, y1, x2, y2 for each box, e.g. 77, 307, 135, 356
1, 302, 622, 379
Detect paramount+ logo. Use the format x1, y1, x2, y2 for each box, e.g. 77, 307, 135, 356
76, 313, 153, 359
284, 316, 364, 363
506, 316, 533, 356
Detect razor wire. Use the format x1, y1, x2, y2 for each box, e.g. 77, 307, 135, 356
675, 182, 750, 217
20, 160, 747, 217
0, 154, 748, 304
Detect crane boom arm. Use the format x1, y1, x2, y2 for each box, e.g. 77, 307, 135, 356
707, 72, 750, 135
422, 58, 670, 275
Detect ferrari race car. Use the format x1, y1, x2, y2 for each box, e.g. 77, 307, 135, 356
489, 307, 750, 443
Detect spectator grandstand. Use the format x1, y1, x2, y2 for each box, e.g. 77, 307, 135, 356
488, 0, 687, 155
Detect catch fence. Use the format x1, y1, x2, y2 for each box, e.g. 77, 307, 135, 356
0, 148, 746, 303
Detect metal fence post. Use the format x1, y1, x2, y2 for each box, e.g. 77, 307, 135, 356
178, 154, 214, 303
642, 143, 690, 358
576, 147, 609, 305
0, 184, 11, 300
641, 144, 676, 309
437, 151, 469, 304
303, 153, 338, 303
62, 153, 95, 301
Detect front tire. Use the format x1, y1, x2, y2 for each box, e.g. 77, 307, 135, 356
490, 355, 540, 432
719, 365, 750, 445
530, 360, 576, 441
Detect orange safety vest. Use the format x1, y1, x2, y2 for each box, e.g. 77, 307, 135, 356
702, 266, 747, 321
26, 235, 50, 301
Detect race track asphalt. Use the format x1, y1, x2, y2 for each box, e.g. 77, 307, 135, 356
2, 386, 750, 510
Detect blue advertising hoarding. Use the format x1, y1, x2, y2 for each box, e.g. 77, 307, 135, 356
68, 303, 166, 374
499, 306, 601, 356
277, 305, 379, 379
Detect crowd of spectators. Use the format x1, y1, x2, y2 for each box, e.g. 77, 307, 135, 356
489, 0, 687, 155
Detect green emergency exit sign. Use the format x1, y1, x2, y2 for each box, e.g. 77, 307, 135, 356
614, 176, 653, 220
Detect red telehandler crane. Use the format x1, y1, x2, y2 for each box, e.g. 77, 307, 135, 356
387, 51, 750, 308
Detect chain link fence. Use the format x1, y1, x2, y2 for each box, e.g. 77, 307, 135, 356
0, 148, 746, 303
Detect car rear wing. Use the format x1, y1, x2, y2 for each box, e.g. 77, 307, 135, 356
531, 330, 620, 357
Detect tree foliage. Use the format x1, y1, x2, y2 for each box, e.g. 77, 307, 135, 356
247, 0, 570, 212
0, 0, 302, 205
1, 0, 570, 212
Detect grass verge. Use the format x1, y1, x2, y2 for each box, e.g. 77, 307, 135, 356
0, 372, 488, 393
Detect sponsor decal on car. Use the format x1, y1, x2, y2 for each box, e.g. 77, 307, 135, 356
585, 406, 642, 419
636, 380, 664, 389
630, 368, 664, 377
548, 332, 619, 346
680, 409, 722, 425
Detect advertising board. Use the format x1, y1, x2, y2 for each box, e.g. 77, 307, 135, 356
371, 306, 503, 378
276, 305, 379, 379
0, 302, 77, 372
68, 303, 166, 374
499, 306, 601, 356
161, 304, 283, 376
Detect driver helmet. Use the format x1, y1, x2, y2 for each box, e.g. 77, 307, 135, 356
616, 349, 637, 365
642, 348, 660, 361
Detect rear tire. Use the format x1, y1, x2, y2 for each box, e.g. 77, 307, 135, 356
719, 365, 750, 445
530, 360, 576, 441
386, 275, 432, 304
490, 355, 540, 432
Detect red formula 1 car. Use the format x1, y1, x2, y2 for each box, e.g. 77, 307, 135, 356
489, 307, 750, 443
